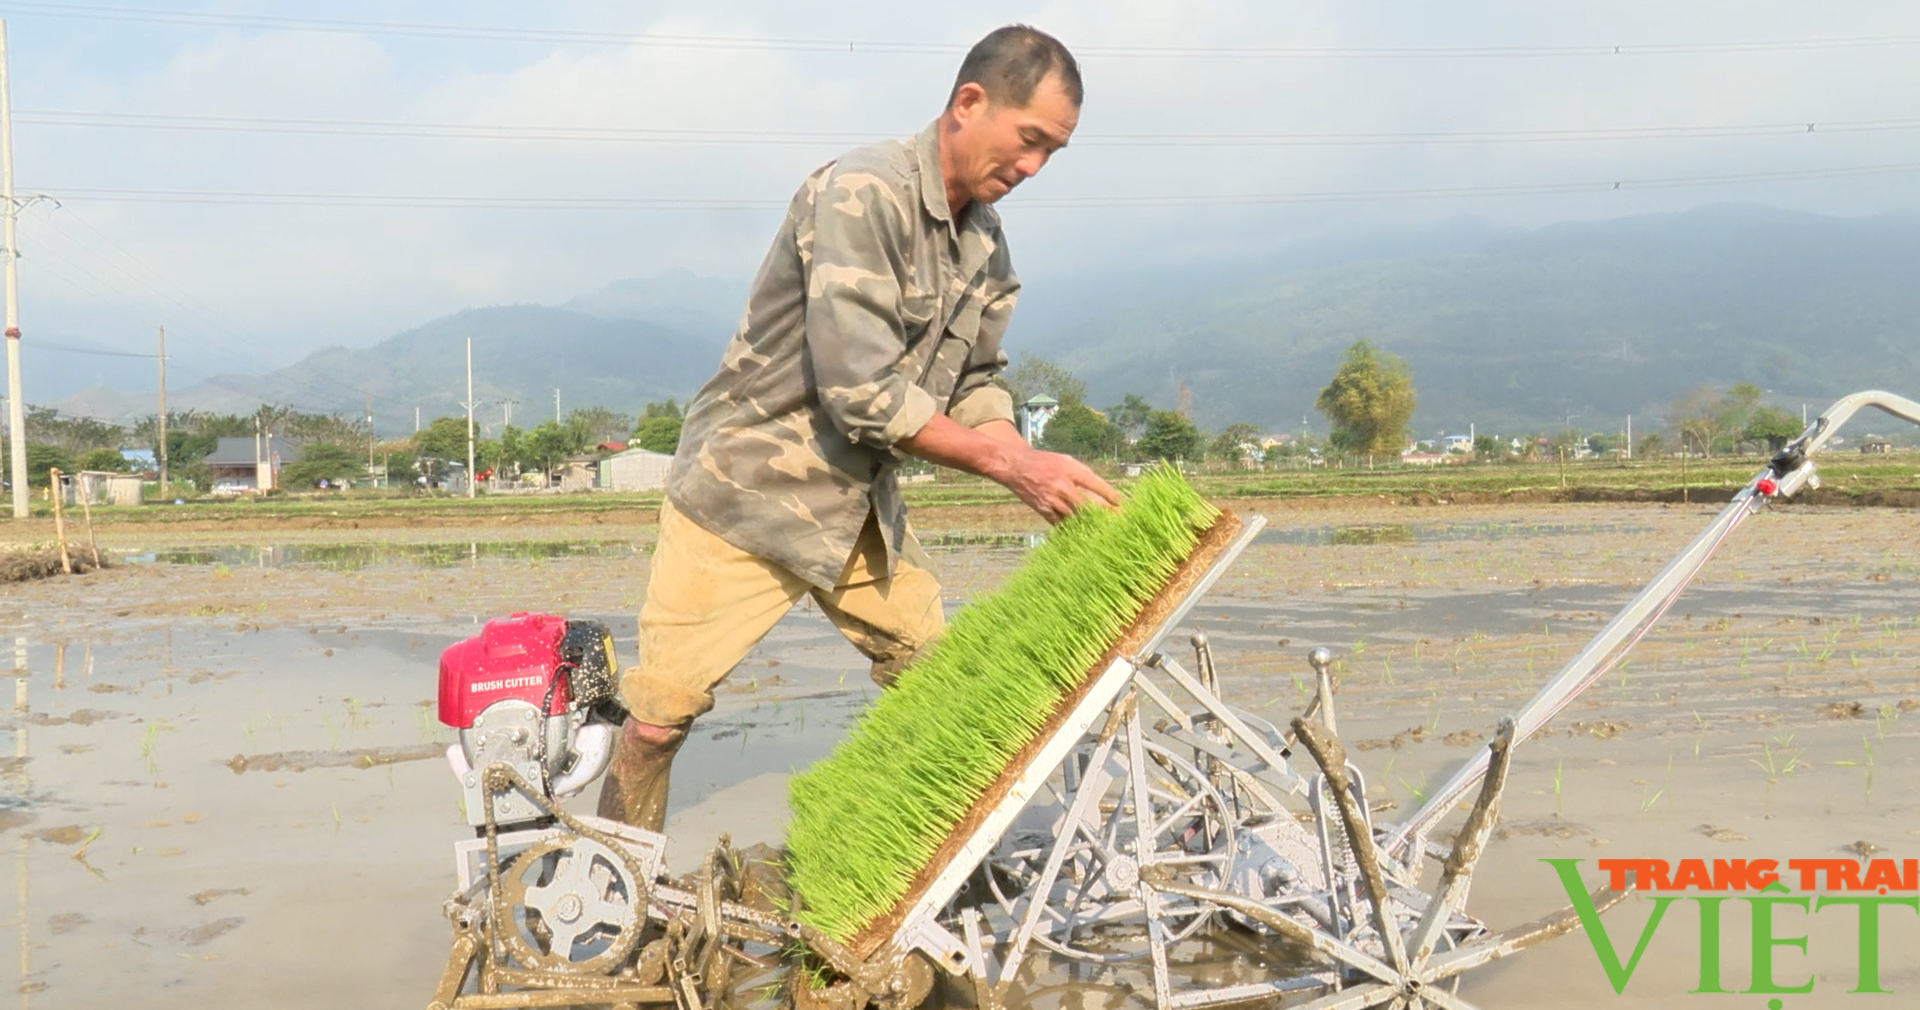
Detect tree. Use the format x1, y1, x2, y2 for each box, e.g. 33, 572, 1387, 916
1716, 384, 1764, 450
524, 421, 578, 477
1006, 354, 1087, 408
1745, 406, 1802, 452
1208, 422, 1264, 464
1039, 403, 1123, 460
1472, 433, 1503, 461
26, 444, 70, 485
1106, 394, 1153, 442
497, 425, 526, 471
73, 447, 131, 472
414, 416, 474, 461
1666, 387, 1721, 457
280, 443, 367, 489
568, 406, 634, 446
1134, 410, 1202, 462
634, 415, 683, 454
632, 400, 684, 454
1315, 340, 1417, 458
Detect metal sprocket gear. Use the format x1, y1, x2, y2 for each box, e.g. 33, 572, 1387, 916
497, 833, 649, 974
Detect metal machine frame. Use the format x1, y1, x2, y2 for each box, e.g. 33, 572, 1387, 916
428, 390, 1920, 1010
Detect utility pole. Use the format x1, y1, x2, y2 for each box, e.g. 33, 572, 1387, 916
156, 325, 168, 495
253, 414, 263, 493
553, 388, 561, 425
414, 405, 421, 433
501, 398, 516, 430
464, 337, 477, 498
364, 394, 374, 484
1625, 415, 1632, 461
2, 20, 26, 519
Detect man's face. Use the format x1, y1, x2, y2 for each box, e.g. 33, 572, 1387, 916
948, 73, 1079, 206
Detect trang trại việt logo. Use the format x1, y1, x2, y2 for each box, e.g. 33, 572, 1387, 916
1545, 857, 1917, 999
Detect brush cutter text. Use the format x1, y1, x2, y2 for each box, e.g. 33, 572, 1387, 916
470, 675, 546, 693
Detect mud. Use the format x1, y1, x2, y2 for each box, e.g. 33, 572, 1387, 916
2, 501, 1917, 1007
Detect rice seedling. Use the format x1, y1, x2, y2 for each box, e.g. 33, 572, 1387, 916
1751, 732, 1809, 781
784, 466, 1219, 942
1832, 737, 1877, 799
1552, 759, 1564, 815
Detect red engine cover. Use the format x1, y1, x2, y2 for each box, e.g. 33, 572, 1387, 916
437, 612, 571, 729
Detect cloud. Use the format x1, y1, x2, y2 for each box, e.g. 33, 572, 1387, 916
8, 0, 1920, 406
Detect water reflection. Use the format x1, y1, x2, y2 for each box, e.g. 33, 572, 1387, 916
123, 540, 646, 571
1258, 520, 1652, 547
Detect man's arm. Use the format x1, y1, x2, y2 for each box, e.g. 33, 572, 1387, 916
899, 414, 1119, 524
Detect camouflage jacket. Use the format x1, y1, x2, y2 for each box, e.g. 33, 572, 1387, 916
667, 122, 1020, 590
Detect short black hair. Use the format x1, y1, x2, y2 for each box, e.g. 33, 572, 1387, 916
948, 25, 1082, 109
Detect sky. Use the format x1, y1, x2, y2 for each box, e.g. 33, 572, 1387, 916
5, 0, 1920, 411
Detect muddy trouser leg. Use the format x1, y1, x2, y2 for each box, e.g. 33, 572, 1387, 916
597, 723, 688, 833
605, 501, 811, 830
815, 523, 946, 689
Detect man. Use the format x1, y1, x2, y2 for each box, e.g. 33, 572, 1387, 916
600, 25, 1117, 832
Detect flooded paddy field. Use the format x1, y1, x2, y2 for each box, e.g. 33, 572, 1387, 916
3, 501, 1919, 1007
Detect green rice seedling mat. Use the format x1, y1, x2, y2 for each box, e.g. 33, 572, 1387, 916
785, 466, 1230, 947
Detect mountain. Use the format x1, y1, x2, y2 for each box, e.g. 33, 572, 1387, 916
177, 304, 730, 433
1031, 205, 1920, 434
91, 204, 1920, 438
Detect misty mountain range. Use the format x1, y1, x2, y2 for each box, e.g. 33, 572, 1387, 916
53, 204, 1920, 437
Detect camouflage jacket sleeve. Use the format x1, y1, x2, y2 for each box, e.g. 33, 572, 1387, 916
946, 276, 1019, 429
803, 168, 940, 450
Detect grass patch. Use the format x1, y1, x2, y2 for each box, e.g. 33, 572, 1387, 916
784, 466, 1219, 942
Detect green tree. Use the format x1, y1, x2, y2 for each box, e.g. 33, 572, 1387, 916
1134, 410, 1202, 462
1745, 406, 1802, 452
280, 443, 367, 489
634, 415, 683, 454
1208, 422, 1264, 464
73, 447, 132, 472
1039, 403, 1123, 460
1106, 394, 1153, 442
1315, 340, 1417, 458
524, 421, 578, 477
414, 416, 473, 461
632, 400, 684, 454
1006, 354, 1087, 408
1472, 433, 1503, 461
26, 444, 70, 486
497, 425, 526, 470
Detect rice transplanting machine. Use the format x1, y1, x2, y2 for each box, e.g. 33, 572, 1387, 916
425, 390, 1920, 1010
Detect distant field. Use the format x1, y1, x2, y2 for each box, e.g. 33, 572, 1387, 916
2, 451, 1915, 537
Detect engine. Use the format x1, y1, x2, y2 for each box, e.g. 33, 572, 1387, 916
437, 612, 625, 827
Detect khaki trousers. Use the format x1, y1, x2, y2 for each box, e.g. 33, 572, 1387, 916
619, 499, 946, 728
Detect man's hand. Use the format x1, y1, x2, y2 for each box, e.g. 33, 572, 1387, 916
998, 446, 1120, 523
898, 414, 1120, 524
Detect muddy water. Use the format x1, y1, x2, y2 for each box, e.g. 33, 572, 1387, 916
3, 503, 1919, 1007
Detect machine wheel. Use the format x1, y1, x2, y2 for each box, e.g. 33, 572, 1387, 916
497, 833, 648, 974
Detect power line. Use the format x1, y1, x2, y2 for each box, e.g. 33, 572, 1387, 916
21, 202, 394, 411
27, 161, 1920, 212
16, 108, 1920, 147
2, 2, 1918, 59
29, 343, 157, 359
